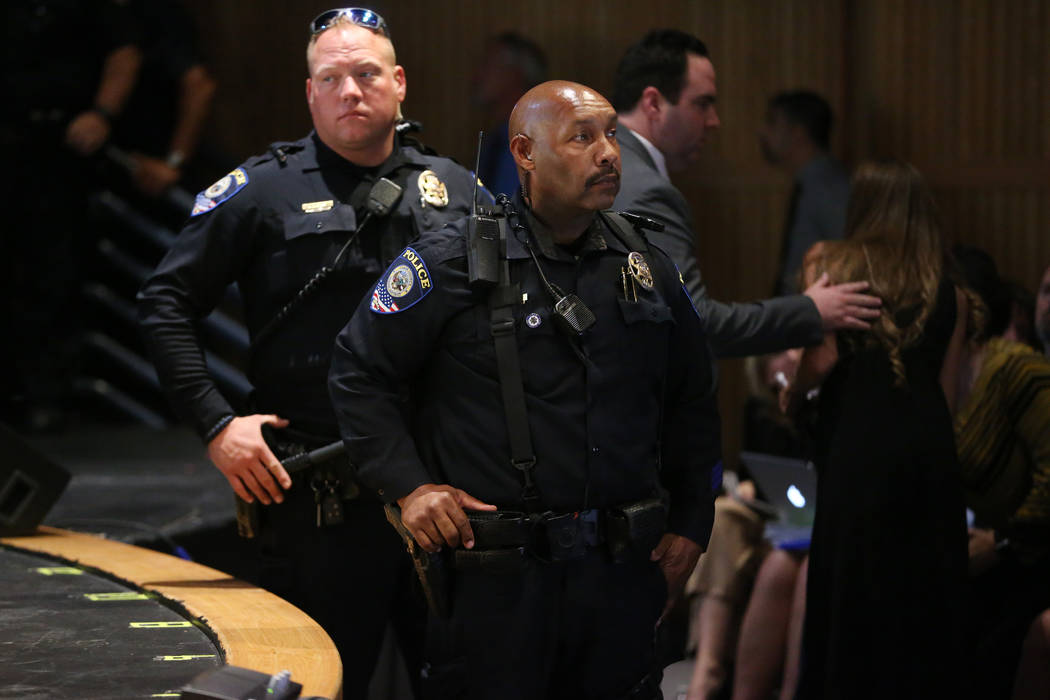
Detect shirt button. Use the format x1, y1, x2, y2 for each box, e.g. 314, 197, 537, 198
377, 489, 385, 496
591, 446, 600, 455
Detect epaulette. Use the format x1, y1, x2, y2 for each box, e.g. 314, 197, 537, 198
396, 119, 442, 158
267, 141, 305, 167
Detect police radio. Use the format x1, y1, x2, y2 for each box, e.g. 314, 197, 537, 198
552, 291, 597, 336
467, 131, 501, 289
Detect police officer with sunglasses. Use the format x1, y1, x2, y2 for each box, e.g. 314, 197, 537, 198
139, 8, 482, 697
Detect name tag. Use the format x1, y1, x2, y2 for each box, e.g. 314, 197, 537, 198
301, 200, 334, 213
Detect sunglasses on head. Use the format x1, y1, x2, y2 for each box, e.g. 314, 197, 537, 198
310, 8, 390, 38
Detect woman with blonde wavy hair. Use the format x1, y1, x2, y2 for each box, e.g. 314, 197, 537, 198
784, 161, 971, 698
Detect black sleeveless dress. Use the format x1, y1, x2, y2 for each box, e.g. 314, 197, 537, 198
795, 277, 968, 698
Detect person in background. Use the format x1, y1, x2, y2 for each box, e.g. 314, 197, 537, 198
953, 245, 1050, 700
784, 161, 971, 699
1035, 263, 1050, 358
758, 90, 850, 296
611, 30, 880, 362
114, 0, 217, 199
2, 0, 142, 432
473, 32, 548, 197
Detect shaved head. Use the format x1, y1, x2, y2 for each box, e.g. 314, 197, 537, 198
510, 80, 608, 146
508, 81, 620, 233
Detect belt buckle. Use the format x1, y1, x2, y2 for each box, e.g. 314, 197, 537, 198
544, 512, 587, 561
577, 509, 602, 547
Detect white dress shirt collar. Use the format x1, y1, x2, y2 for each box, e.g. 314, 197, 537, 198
624, 127, 669, 180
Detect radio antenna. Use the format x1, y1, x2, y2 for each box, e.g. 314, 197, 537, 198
472, 131, 484, 216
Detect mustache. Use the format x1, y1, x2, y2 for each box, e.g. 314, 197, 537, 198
586, 168, 621, 187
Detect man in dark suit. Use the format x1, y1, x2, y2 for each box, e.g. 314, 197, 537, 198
759, 90, 851, 296
612, 30, 879, 357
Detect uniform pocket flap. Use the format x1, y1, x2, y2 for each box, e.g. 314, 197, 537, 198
282, 203, 357, 241
618, 297, 675, 325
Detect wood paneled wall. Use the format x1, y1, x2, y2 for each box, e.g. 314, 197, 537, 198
181, 0, 1050, 471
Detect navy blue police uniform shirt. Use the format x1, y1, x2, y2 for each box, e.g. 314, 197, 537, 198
329, 193, 723, 548
138, 131, 481, 442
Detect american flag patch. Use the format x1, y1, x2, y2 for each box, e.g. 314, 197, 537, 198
370, 284, 400, 313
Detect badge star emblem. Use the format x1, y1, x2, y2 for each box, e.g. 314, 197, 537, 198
627, 252, 654, 290
418, 170, 449, 208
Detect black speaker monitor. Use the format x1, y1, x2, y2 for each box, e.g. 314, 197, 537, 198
0, 422, 71, 536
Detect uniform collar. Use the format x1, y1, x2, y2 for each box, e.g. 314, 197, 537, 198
504, 191, 616, 261
303, 131, 421, 177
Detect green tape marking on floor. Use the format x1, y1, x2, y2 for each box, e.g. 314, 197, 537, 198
154, 654, 217, 662
85, 592, 151, 601
34, 567, 83, 576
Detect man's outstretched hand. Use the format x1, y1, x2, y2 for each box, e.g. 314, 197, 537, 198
804, 272, 881, 331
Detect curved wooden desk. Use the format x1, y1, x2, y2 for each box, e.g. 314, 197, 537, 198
1, 526, 342, 699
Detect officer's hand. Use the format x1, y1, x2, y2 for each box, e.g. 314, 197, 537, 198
804, 272, 882, 332
207, 415, 292, 505
651, 533, 703, 621
132, 153, 181, 196
397, 484, 497, 553
65, 110, 110, 156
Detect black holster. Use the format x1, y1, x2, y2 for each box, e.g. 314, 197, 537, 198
460, 497, 668, 567
606, 498, 667, 563
384, 504, 453, 618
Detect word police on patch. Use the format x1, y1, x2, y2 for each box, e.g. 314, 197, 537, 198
370, 247, 433, 314
191, 168, 248, 216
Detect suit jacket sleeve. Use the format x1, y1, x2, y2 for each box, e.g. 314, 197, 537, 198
614, 133, 824, 356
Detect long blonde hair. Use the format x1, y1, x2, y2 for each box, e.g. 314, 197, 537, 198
810, 161, 945, 386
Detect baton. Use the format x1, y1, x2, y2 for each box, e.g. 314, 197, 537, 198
279, 440, 345, 475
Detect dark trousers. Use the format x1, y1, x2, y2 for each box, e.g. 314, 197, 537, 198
254, 487, 424, 700
422, 548, 666, 700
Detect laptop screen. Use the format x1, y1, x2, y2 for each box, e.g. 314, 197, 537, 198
739, 451, 817, 546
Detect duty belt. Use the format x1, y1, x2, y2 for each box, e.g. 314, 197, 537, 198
455, 497, 667, 572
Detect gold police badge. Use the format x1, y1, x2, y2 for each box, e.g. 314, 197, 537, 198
418, 170, 449, 208
626, 252, 654, 290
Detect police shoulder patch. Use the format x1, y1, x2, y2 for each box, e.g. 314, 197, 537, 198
191, 168, 249, 216
370, 246, 433, 314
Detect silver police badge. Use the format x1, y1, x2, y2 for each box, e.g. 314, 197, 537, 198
418, 170, 449, 208
386, 264, 415, 298
626, 252, 654, 290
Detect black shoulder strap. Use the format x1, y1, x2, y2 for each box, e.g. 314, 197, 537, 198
488, 216, 541, 511
600, 210, 652, 252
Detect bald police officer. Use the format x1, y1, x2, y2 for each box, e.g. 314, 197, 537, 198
329, 80, 721, 699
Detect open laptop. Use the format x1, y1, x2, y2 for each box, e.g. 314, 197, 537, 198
738, 451, 817, 550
